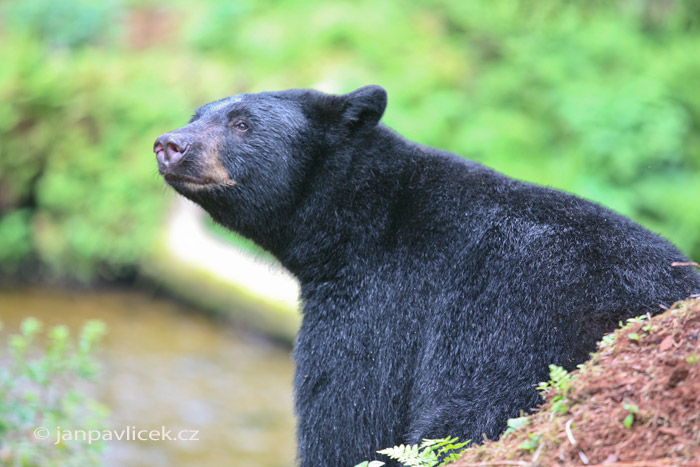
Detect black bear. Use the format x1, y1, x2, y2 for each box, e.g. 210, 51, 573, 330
154, 85, 700, 466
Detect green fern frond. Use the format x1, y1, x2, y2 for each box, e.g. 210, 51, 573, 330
378, 443, 438, 467
376, 436, 471, 467
548, 364, 571, 387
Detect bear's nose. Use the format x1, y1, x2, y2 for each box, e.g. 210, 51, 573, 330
154, 134, 189, 169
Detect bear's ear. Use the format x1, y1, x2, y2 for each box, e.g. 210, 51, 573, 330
341, 85, 387, 131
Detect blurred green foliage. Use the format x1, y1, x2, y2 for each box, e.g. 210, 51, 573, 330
1, 0, 123, 49
0, 37, 181, 280
0, 318, 108, 466
0, 0, 698, 282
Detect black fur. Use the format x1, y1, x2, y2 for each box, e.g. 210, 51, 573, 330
154, 86, 700, 467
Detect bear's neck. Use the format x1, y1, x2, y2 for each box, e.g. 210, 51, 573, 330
264, 126, 417, 286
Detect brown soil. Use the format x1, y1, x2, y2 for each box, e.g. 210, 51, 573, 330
450, 295, 700, 467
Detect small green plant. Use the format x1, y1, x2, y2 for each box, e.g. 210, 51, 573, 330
626, 314, 654, 343
537, 364, 575, 415
599, 333, 617, 348
503, 416, 529, 437
622, 403, 639, 429
601, 313, 653, 348
536, 364, 573, 394
0, 318, 108, 466
354, 436, 471, 467
625, 315, 649, 324
517, 433, 541, 453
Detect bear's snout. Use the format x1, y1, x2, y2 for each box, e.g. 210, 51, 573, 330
154, 133, 190, 170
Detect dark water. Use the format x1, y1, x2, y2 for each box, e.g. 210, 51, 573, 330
0, 287, 296, 467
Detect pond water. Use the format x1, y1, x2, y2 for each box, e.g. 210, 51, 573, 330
0, 287, 296, 467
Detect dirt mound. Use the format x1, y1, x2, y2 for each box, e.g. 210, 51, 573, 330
451, 295, 700, 467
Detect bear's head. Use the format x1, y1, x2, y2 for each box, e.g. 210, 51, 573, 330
154, 85, 387, 239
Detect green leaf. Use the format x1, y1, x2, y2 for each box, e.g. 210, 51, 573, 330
517, 434, 541, 453
503, 416, 529, 436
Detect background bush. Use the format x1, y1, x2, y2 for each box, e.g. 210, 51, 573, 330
0, 0, 698, 283
0, 318, 107, 466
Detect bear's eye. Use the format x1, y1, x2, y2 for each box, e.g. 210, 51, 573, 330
233, 121, 249, 132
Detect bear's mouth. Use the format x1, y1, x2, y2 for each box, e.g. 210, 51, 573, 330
163, 173, 219, 187
162, 173, 238, 191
